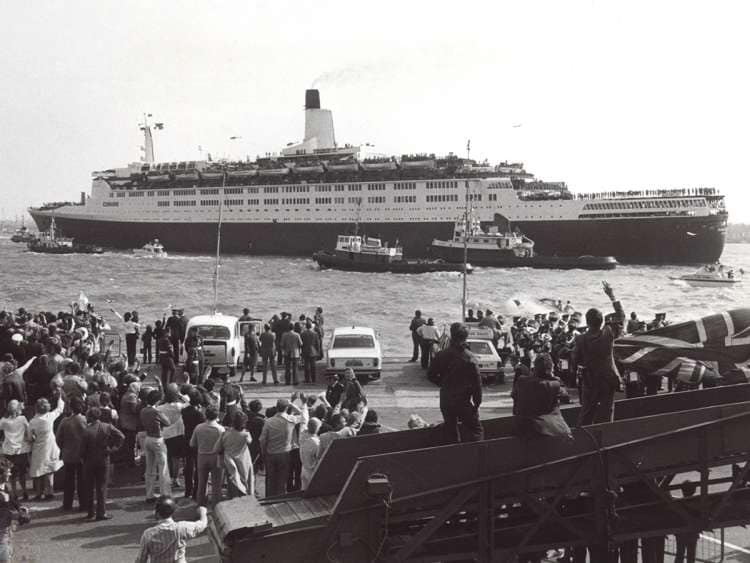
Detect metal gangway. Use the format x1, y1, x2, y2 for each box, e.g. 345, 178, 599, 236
209, 385, 750, 562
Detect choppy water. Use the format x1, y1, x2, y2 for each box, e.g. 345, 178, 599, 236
0, 237, 747, 356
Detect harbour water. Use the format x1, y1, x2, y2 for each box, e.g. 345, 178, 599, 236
1, 237, 747, 357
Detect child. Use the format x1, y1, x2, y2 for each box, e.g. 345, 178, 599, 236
141, 324, 154, 364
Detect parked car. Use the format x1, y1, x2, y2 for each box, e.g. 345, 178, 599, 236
185, 313, 241, 377
465, 338, 505, 384
326, 326, 382, 383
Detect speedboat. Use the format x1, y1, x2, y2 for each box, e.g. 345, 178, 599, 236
134, 239, 168, 258
672, 264, 743, 287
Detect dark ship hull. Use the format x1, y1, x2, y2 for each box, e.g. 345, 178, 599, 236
28, 211, 726, 264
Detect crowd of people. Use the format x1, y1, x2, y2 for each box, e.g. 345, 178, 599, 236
0, 288, 730, 561
0, 300, 342, 560
106, 305, 327, 389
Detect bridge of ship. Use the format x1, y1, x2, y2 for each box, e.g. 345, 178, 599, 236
209, 384, 750, 562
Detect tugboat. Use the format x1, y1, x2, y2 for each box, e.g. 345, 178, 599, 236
10, 218, 36, 243
430, 222, 618, 270
671, 263, 743, 287
133, 239, 168, 258
313, 235, 472, 274
27, 217, 104, 254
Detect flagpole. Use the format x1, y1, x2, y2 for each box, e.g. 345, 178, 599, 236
212, 170, 225, 314
462, 182, 469, 322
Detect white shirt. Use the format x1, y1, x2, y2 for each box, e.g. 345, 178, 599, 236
417, 324, 440, 342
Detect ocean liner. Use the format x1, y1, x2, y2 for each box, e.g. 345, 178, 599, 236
28, 90, 727, 263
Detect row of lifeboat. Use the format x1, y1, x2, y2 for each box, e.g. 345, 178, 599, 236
107, 157, 527, 186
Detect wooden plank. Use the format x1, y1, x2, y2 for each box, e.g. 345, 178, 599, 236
273, 501, 301, 525
285, 500, 315, 521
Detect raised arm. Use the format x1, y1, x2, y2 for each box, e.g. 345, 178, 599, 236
602, 281, 625, 337
16, 356, 37, 378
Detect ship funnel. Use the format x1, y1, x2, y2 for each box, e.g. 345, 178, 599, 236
303, 89, 335, 149
305, 89, 321, 110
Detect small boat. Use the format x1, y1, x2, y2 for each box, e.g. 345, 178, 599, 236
399, 154, 436, 169
360, 157, 397, 171
226, 168, 258, 179
27, 216, 75, 254
671, 264, 743, 287
27, 216, 104, 254
10, 225, 36, 243
430, 222, 618, 270
325, 157, 360, 172
314, 234, 471, 274
134, 239, 168, 258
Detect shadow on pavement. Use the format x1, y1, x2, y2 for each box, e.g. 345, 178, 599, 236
52, 522, 151, 549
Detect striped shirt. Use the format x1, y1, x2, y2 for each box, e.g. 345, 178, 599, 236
135, 517, 207, 563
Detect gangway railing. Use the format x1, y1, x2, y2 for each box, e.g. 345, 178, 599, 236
210, 385, 750, 562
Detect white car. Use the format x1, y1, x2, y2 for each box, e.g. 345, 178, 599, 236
326, 326, 382, 382
185, 314, 242, 377
465, 338, 505, 384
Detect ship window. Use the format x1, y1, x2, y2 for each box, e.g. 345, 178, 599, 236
157, 201, 170, 207
102, 201, 119, 207
116, 192, 126, 198
157, 190, 170, 196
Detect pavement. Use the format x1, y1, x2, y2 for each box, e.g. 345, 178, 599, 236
11, 358, 750, 562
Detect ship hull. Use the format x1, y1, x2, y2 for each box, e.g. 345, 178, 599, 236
28, 211, 726, 264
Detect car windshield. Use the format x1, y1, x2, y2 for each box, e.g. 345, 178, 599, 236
193, 325, 231, 339
468, 341, 494, 355
333, 334, 375, 348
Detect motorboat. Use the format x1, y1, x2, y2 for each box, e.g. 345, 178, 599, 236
10, 225, 36, 243
671, 264, 743, 287
430, 221, 618, 270
134, 239, 168, 258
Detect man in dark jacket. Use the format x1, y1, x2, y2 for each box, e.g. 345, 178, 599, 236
409, 310, 426, 363
165, 309, 182, 363
246, 400, 266, 471
55, 397, 88, 511
240, 324, 259, 383
301, 321, 321, 384
573, 281, 625, 426
428, 322, 483, 443
80, 407, 125, 520
158, 327, 176, 388
512, 353, 571, 439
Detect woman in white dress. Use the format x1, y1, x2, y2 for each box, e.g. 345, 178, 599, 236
28, 396, 64, 500
299, 417, 322, 490
212, 411, 254, 498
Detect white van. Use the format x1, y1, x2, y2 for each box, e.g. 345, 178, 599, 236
185, 313, 241, 377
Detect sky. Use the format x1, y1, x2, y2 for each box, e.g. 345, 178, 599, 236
2, 0, 749, 221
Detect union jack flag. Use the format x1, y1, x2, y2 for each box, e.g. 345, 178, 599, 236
614, 309, 750, 384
